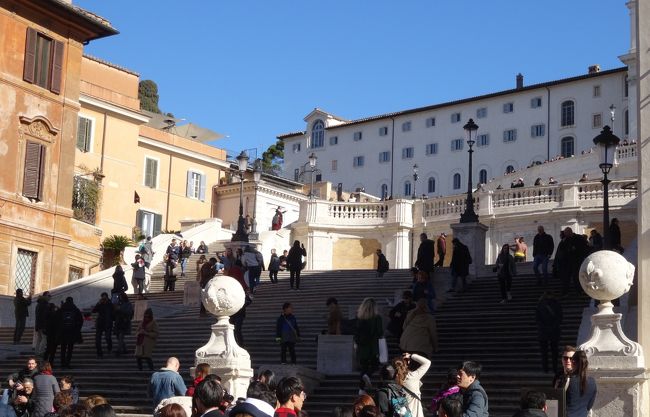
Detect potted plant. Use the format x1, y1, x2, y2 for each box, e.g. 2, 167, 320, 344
101, 235, 134, 269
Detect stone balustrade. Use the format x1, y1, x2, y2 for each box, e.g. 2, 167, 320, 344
299, 179, 637, 227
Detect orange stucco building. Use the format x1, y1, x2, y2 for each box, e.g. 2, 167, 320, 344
1, 0, 230, 295
0, 0, 116, 294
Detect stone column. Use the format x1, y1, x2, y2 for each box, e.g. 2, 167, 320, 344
195, 275, 253, 399
635, 0, 650, 414
577, 251, 647, 417
450, 222, 488, 276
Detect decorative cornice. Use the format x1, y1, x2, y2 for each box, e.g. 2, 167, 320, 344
80, 94, 149, 124
18, 115, 59, 143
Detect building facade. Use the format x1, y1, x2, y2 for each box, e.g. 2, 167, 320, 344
280, 67, 631, 199
0, 0, 116, 295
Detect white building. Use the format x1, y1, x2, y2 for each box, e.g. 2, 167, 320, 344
280, 67, 632, 199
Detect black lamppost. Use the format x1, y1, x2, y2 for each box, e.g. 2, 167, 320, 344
250, 158, 262, 236
308, 152, 318, 199
593, 124, 620, 249
231, 151, 249, 242
460, 118, 479, 223
412, 164, 419, 199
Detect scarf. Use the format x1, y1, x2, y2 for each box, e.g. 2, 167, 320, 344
40, 370, 52, 375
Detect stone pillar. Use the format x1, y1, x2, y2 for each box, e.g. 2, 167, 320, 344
450, 222, 488, 275
577, 251, 647, 417
636, 1, 650, 415
195, 275, 253, 400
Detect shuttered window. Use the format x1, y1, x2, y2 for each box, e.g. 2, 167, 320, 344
23, 141, 45, 200
144, 157, 158, 188
186, 171, 206, 201
76, 116, 92, 152
23, 28, 64, 94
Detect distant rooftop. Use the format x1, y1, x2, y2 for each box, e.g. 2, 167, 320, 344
142, 110, 224, 143
83, 54, 139, 77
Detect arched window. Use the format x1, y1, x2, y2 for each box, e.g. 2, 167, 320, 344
506, 165, 515, 174
427, 177, 436, 193
404, 181, 412, 197
479, 169, 487, 185
380, 184, 388, 199
561, 100, 575, 127
453, 173, 461, 190
311, 120, 325, 148
625, 109, 629, 136
561, 136, 574, 158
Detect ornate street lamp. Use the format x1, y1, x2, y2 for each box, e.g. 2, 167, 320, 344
250, 159, 262, 235
308, 152, 318, 199
593, 125, 620, 249
460, 118, 479, 223
231, 151, 249, 242
412, 164, 419, 199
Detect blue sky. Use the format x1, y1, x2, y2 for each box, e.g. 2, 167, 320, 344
76, 1, 629, 160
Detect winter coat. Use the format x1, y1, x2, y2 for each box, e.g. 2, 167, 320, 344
286, 246, 306, 271
461, 379, 489, 417
131, 259, 149, 280
56, 302, 83, 344
450, 243, 472, 277
113, 300, 134, 335
532, 232, 554, 257
34, 297, 50, 332
536, 298, 562, 341
566, 376, 597, 417
400, 310, 438, 356
387, 301, 415, 337
355, 315, 383, 364
268, 254, 281, 272
415, 239, 435, 272
276, 314, 300, 343
31, 373, 59, 417
377, 254, 389, 273
111, 270, 128, 294
135, 319, 159, 358
14, 296, 31, 319
496, 252, 516, 279
92, 300, 113, 331
402, 354, 431, 417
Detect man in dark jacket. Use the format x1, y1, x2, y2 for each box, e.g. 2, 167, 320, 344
450, 239, 472, 292
376, 249, 389, 277
563, 227, 589, 292
532, 226, 554, 285
34, 291, 51, 356
131, 254, 149, 299
13, 289, 32, 344
415, 233, 435, 277
458, 361, 488, 417
57, 297, 83, 368
92, 292, 113, 358
512, 391, 548, 417
536, 292, 563, 374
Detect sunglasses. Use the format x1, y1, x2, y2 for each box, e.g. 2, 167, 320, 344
562, 356, 575, 361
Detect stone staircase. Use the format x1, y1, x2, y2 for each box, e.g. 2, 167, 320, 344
0, 249, 589, 417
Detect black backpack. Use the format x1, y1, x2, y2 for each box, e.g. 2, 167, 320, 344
62, 310, 76, 330
378, 385, 412, 417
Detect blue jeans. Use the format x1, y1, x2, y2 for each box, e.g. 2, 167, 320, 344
248, 266, 262, 291
533, 255, 550, 281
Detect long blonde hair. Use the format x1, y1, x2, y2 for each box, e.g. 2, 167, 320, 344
357, 298, 378, 320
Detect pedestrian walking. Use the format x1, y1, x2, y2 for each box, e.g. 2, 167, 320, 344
275, 302, 300, 364
14, 289, 32, 344
287, 241, 306, 290
113, 293, 134, 356
135, 308, 158, 371
495, 243, 516, 304
56, 297, 83, 368
533, 226, 554, 285
91, 293, 113, 358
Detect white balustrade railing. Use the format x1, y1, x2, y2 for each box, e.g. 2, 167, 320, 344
616, 144, 637, 161
300, 179, 636, 227
492, 186, 561, 208
328, 202, 390, 219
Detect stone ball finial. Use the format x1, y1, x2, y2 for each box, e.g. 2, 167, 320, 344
579, 250, 635, 301
201, 275, 245, 317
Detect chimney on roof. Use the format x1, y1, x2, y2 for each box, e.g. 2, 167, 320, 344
588, 64, 601, 74
516, 73, 524, 89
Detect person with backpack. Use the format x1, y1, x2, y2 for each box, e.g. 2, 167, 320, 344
268, 249, 281, 284
398, 353, 431, 417
56, 297, 83, 369
375, 363, 412, 417
376, 249, 389, 278
111, 265, 128, 304
450, 238, 472, 293
91, 293, 113, 358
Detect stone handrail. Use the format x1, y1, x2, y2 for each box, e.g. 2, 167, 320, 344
491, 185, 561, 208
303, 200, 413, 227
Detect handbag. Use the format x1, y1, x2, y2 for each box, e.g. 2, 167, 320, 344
378, 337, 389, 363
